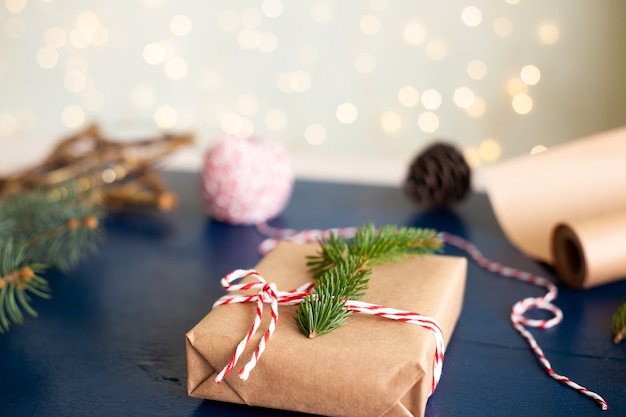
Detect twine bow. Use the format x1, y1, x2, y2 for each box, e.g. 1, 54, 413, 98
212, 268, 446, 395
213, 269, 313, 382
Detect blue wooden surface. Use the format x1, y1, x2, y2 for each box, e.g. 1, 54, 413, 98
1, 170, 625, 416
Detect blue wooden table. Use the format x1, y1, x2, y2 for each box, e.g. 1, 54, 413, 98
1, 171, 625, 416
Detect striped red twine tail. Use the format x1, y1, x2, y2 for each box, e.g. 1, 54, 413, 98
440, 232, 608, 411
212, 266, 446, 394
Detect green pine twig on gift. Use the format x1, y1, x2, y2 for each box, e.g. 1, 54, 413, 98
611, 302, 626, 344
295, 256, 371, 338
295, 223, 442, 338
0, 180, 104, 333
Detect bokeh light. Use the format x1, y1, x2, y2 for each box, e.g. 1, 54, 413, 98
467, 59, 487, 80
143, 42, 166, 65
44, 27, 66, 48
154, 105, 178, 129
478, 138, 501, 161
170, 14, 192, 37
512, 93, 533, 114
539, 23, 560, 45
360, 14, 381, 35
425, 39, 447, 60
262, 0, 284, 18
6, 0, 27, 14
493, 16, 513, 37
421, 89, 442, 110
417, 112, 439, 133
403, 20, 426, 46
164, 56, 188, 80
380, 111, 402, 133
398, 86, 420, 107
461, 6, 482, 27
453, 87, 475, 109
36, 47, 58, 69
465, 96, 486, 118
265, 108, 287, 131
310, 2, 333, 24
336, 102, 358, 124
462, 147, 481, 168
507, 77, 528, 96
304, 123, 327, 145
521, 64, 541, 85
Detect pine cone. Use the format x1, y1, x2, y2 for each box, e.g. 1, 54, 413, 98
404, 142, 471, 210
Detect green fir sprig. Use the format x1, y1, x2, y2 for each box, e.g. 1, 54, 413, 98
0, 181, 104, 333
295, 223, 442, 338
0, 239, 50, 332
611, 302, 626, 344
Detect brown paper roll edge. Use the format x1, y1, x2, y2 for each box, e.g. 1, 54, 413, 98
552, 215, 626, 289
552, 223, 587, 289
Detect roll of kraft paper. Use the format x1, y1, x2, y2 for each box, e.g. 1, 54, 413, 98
553, 212, 626, 289
484, 127, 626, 288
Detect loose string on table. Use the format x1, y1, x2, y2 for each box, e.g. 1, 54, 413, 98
212, 253, 445, 395
256, 223, 609, 411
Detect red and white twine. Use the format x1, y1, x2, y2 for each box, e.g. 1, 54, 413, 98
440, 232, 608, 410
212, 266, 446, 395
256, 222, 359, 254
254, 224, 608, 410
344, 300, 445, 394
213, 269, 313, 382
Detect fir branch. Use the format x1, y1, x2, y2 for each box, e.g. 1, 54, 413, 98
306, 223, 442, 279
0, 180, 104, 271
295, 292, 351, 339
296, 256, 371, 338
296, 223, 442, 338
611, 302, 626, 344
0, 239, 50, 333
0, 180, 104, 332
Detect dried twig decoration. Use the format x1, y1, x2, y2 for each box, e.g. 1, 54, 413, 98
0, 123, 194, 211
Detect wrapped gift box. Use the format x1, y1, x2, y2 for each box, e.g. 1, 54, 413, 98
186, 241, 466, 417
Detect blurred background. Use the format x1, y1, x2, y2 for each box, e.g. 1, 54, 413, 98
1, 0, 625, 185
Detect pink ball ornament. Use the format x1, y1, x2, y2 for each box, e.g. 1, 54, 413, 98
200, 135, 294, 225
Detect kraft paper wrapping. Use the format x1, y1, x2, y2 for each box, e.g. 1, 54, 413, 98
484, 127, 626, 289
186, 241, 467, 417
